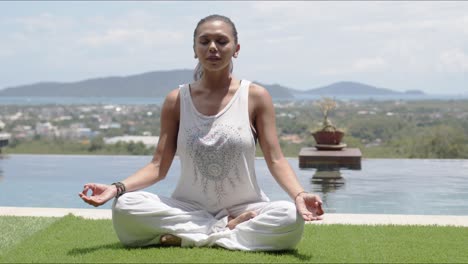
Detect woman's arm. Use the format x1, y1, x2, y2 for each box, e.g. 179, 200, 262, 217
120, 88, 180, 191
79, 88, 180, 206
250, 83, 323, 220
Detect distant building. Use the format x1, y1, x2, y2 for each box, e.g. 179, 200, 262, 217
59, 125, 99, 140
7, 112, 23, 121
12, 125, 34, 140
0, 133, 10, 148
104, 136, 159, 148
76, 128, 94, 138
35, 122, 59, 138
99, 122, 121, 130
0, 120, 11, 150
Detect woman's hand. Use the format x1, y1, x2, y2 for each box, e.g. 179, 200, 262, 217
79, 183, 117, 207
295, 193, 324, 221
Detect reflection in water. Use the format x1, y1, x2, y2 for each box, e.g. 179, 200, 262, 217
0, 154, 9, 182
311, 169, 345, 194
303, 157, 363, 211
0, 154, 4, 182
311, 169, 346, 209
310, 168, 345, 199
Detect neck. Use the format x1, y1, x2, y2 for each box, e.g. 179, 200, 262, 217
199, 66, 233, 91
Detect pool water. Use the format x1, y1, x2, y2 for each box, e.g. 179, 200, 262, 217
0, 155, 467, 215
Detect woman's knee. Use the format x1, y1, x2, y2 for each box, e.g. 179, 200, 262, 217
112, 191, 160, 214
267, 201, 305, 249
111, 192, 162, 247
112, 192, 133, 214
265, 200, 305, 228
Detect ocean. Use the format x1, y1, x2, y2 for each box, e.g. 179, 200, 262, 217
0, 93, 467, 106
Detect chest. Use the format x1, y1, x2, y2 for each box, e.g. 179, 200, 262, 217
191, 91, 235, 116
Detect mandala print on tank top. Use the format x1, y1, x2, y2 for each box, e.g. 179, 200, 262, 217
186, 123, 243, 200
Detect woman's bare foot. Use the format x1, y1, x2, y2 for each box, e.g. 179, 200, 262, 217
226, 211, 257, 230
160, 234, 182, 246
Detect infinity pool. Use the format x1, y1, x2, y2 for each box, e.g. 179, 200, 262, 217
0, 154, 467, 215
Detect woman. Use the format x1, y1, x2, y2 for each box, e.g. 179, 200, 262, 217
79, 14, 324, 251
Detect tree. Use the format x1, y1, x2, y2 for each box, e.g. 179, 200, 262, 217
392, 125, 467, 158
88, 136, 105, 152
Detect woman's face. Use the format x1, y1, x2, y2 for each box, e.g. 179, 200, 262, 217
194, 20, 239, 73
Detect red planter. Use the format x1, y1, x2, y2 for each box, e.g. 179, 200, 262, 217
312, 130, 344, 145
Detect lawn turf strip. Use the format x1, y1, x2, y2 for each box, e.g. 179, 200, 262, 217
1, 214, 467, 263
0, 216, 58, 253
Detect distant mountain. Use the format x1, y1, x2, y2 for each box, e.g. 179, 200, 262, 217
0, 71, 424, 99
404, 90, 425, 95
301, 81, 405, 95
255, 82, 295, 99
0, 70, 192, 98
0, 69, 294, 99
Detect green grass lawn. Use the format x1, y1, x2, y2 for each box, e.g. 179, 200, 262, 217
1, 214, 468, 263
0, 216, 58, 253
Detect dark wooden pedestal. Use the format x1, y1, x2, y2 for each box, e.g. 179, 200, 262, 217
299, 147, 362, 170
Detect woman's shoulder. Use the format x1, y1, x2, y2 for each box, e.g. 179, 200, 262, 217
166, 87, 181, 99
245, 81, 273, 113
163, 87, 181, 109
247, 81, 272, 100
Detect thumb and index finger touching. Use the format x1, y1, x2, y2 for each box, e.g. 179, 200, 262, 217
296, 194, 325, 221
78, 183, 105, 207
79, 183, 95, 197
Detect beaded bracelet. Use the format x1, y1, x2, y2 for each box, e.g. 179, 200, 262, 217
294, 191, 308, 200
111, 182, 126, 198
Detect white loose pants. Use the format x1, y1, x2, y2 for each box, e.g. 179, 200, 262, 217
112, 191, 305, 251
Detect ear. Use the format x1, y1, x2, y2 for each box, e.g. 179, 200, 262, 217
233, 44, 240, 58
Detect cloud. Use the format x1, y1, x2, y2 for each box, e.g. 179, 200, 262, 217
79, 28, 184, 48
342, 16, 468, 35
250, 2, 294, 14
2, 10, 189, 64
437, 49, 468, 73
0, 49, 14, 58
319, 57, 387, 76
77, 10, 189, 51
460, 16, 468, 35
265, 35, 304, 44
9, 12, 76, 33
352, 57, 387, 72
247, 1, 340, 27
2, 13, 79, 53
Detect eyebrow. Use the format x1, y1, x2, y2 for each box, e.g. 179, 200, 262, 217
198, 33, 230, 39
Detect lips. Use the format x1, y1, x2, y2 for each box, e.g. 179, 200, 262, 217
207, 57, 221, 61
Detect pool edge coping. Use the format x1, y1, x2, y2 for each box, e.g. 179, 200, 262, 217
1, 206, 468, 227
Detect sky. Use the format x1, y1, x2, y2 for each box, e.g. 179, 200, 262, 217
1, 1, 467, 94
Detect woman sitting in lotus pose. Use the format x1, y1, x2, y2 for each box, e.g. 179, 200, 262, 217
79, 14, 324, 251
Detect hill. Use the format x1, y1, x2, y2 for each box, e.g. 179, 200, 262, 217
302, 81, 400, 95
0, 69, 295, 99
0, 70, 424, 99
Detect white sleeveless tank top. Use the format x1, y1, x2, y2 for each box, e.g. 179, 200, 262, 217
172, 79, 269, 214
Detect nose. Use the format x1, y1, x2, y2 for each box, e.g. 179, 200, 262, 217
209, 42, 217, 53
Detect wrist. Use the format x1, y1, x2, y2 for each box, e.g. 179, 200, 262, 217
111, 182, 127, 198
294, 191, 308, 201
111, 184, 118, 195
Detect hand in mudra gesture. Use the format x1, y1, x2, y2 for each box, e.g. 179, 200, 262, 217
295, 192, 324, 221
79, 183, 117, 207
